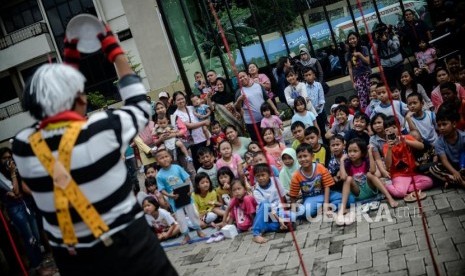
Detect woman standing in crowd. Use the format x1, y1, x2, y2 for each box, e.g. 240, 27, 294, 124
345, 31, 372, 109
207, 78, 243, 133
273, 56, 292, 105
173, 91, 210, 170
248, 62, 274, 102
0, 148, 53, 275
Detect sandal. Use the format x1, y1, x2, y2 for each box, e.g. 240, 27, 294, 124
369, 201, 380, 211
404, 190, 426, 203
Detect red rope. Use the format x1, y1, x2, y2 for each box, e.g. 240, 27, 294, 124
355, 1, 440, 275
0, 209, 28, 276
207, 2, 309, 276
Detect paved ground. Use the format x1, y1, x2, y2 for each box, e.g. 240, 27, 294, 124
165, 187, 465, 276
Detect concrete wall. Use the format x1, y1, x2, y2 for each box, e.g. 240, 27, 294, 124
120, 0, 180, 93
0, 112, 36, 142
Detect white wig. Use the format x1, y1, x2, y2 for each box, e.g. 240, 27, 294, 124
23, 63, 86, 120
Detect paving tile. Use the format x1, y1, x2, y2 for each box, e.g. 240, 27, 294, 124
165, 188, 465, 276
325, 267, 341, 276
370, 227, 384, 240
444, 259, 465, 275
434, 197, 450, 210
329, 240, 344, 254
406, 258, 425, 276
400, 231, 416, 247
356, 246, 372, 262
373, 250, 388, 266
443, 217, 462, 230
389, 254, 406, 271
340, 260, 372, 273
385, 229, 400, 243
326, 257, 356, 268
449, 198, 465, 211
356, 265, 390, 275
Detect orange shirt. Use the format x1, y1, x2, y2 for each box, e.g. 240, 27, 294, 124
382, 135, 417, 178
289, 163, 335, 198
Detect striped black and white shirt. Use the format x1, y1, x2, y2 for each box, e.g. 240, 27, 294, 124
12, 74, 150, 248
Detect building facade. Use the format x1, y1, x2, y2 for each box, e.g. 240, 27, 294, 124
0, 0, 431, 143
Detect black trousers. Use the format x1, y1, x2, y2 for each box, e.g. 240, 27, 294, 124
52, 217, 178, 276
316, 110, 328, 145
245, 122, 261, 142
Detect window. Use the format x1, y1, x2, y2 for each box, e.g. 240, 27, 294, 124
1, 0, 43, 33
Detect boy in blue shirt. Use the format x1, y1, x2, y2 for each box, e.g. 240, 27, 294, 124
430, 110, 465, 188
252, 164, 289, 244
156, 149, 205, 244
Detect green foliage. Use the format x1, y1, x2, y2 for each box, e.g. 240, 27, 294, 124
87, 91, 116, 110
126, 51, 143, 75
252, 0, 300, 32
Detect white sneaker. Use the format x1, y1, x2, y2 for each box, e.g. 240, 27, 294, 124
206, 232, 221, 244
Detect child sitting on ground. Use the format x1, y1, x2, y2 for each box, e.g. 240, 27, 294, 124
216, 140, 245, 181
382, 116, 434, 200
260, 102, 284, 143
289, 143, 343, 220
279, 148, 299, 193
197, 147, 219, 188
252, 164, 289, 244
262, 127, 286, 170
430, 109, 465, 188
142, 196, 180, 241
144, 176, 170, 211
155, 149, 205, 244
405, 92, 438, 144
369, 113, 391, 179
291, 121, 306, 150
344, 112, 370, 145
192, 173, 225, 228
304, 126, 330, 167
410, 129, 437, 176
218, 179, 257, 232
439, 81, 465, 131
391, 85, 401, 101
216, 166, 235, 206
191, 94, 212, 144
337, 138, 398, 226
327, 135, 346, 190
371, 82, 409, 133
348, 94, 364, 114
365, 83, 380, 117
325, 105, 352, 140
153, 114, 193, 162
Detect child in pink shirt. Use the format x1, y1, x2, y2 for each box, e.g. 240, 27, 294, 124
216, 140, 245, 181
260, 102, 284, 143
219, 179, 257, 232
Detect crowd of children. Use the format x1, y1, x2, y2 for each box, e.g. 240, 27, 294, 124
131, 56, 465, 246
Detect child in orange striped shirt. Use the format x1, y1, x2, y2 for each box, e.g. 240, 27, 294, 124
289, 143, 343, 220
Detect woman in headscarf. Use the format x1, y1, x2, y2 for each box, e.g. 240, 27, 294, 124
297, 44, 324, 83
279, 148, 299, 193
207, 77, 244, 133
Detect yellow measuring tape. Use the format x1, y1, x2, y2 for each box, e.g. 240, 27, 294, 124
29, 122, 110, 249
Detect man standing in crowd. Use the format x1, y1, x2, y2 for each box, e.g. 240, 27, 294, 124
12, 27, 177, 275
